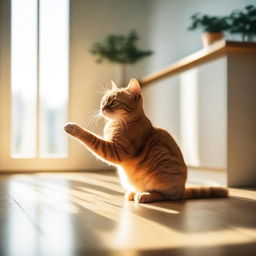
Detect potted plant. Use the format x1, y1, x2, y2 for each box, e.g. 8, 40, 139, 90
188, 13, 229, 47
91, 30, 153, 85
228, 5, 256, 42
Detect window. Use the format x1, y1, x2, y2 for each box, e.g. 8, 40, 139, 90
11, 0, 69, 158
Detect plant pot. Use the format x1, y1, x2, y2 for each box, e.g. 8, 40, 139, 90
114, 64, 128, 87
201, 32, 224, 48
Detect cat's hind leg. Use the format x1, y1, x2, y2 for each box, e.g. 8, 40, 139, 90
134, 191, 166, 203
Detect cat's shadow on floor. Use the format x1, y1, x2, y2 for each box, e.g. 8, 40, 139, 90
67, 177, 232, 234
69, 175, 253, 235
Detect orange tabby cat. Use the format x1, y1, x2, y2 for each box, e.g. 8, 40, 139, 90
64, 78, 228, 203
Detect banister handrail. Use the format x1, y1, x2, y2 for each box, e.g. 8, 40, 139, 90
140, 40, 256, 86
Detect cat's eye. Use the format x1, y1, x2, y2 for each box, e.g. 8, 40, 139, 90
109, 100, 119, 107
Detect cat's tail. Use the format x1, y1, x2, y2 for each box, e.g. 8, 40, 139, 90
181, 186, 229, 199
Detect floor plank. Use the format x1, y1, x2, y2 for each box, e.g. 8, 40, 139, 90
0, 171, 255, 256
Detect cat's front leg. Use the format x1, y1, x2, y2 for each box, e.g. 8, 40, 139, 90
125, 191, 136, 201
64, 123, 125, 164
134, 191, 166, 203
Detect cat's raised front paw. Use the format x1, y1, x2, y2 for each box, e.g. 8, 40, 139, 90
64, 123, 80, 136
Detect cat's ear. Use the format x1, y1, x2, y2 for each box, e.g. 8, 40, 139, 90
111, 80, 118, 90
127, 78, 141, 98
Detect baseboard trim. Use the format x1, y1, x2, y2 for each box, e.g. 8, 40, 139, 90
0, 168, 115, 175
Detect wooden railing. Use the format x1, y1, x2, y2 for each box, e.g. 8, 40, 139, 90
140, 40, 256, 86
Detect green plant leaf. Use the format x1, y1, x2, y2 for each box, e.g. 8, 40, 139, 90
90, 31, 153, 64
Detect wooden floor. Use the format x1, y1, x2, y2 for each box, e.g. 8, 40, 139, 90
0, 171, 255, 256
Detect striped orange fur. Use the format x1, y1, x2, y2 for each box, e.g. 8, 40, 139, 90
64, 78, 228, 203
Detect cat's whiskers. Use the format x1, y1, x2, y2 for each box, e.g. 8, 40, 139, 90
85, 110, 103, 130
96, 82, 111, 96
92, 114, 103, 130
85, 110, 98, 123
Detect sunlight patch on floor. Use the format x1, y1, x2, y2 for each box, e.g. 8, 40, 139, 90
5, 172, 256, 252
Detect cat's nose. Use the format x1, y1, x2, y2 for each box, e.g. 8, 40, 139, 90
102, 105, 108, 111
